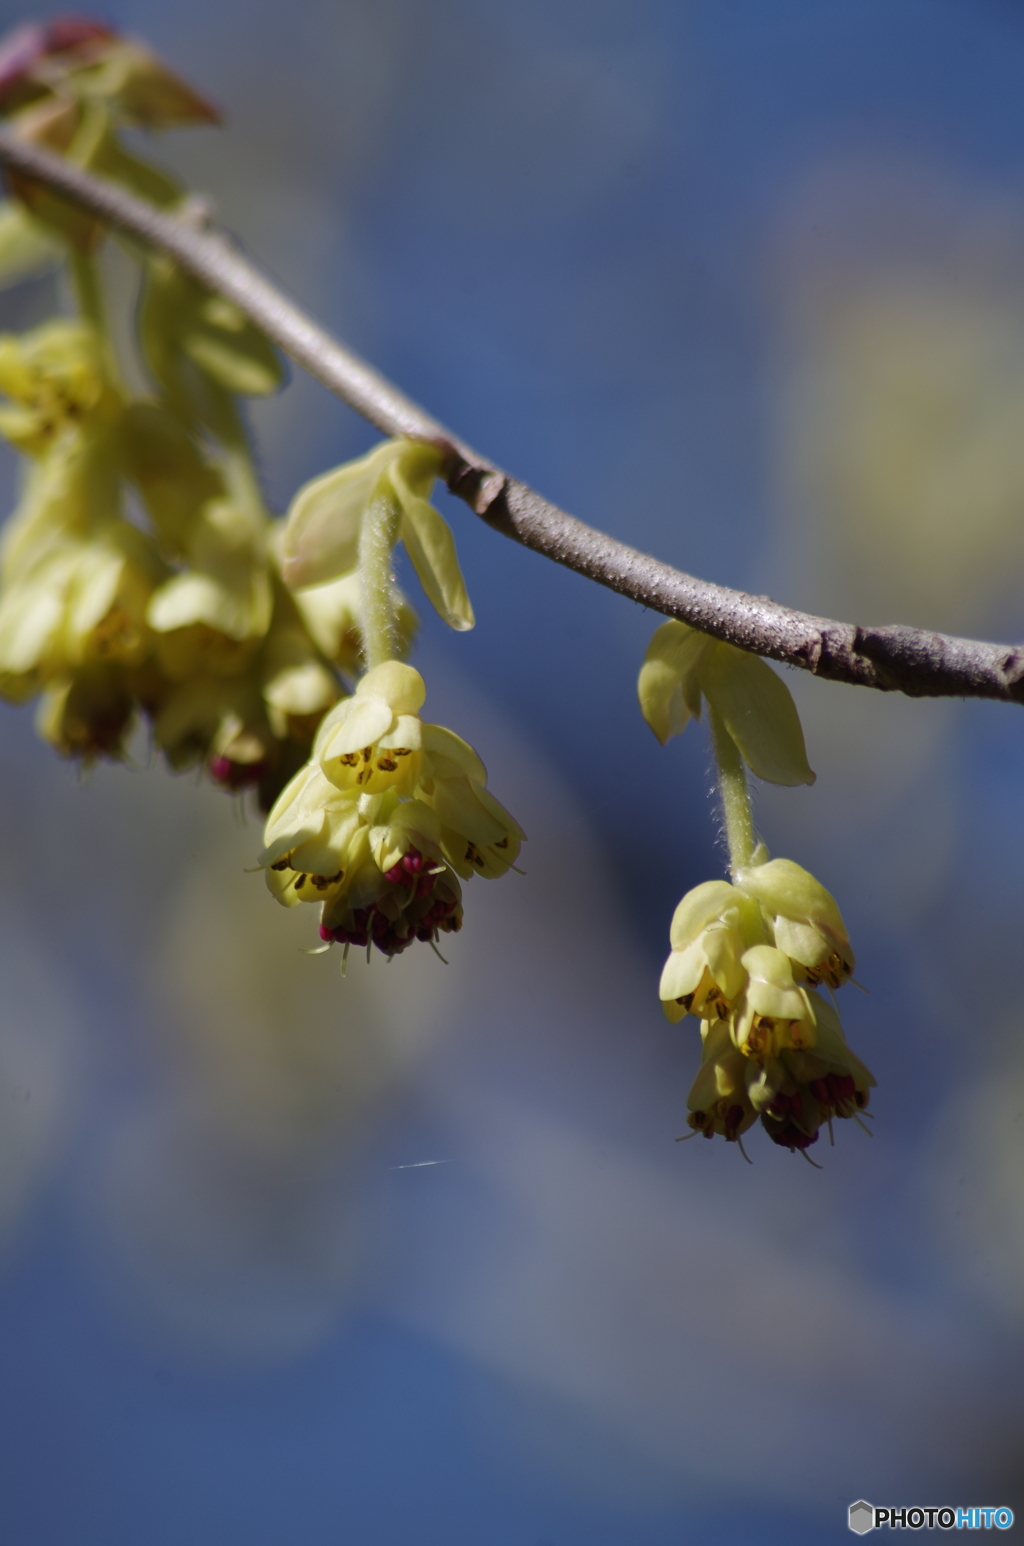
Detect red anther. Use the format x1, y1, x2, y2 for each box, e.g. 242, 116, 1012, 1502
766, 1118, 819, 1150
415, 874, 435, 897
402, 849, 424, 874
349, 930, 368, 947
827, 1073, 856, 1102
45, 17, 117, 52
319, 924, 333, 942
769, 1093, 801, 1121
809, 1079, 831, 1106
724, 1104, 745, 1136
332, 928, 349, 944
372, 912, 389, 934
415, 926, 433, 942
384, 863, 405, 885
209, 754, 266, 790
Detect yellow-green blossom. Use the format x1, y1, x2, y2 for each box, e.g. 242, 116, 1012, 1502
316, 660, 424, 795
0, 319, 114, 454
659, 880, 758, 1023
260, 664, 522, 957
731, 944, 817, 1059
260, 770, 463, 957
417, 722, 524, 879
736, 856, 854, 989
685, 1018, 757, 1143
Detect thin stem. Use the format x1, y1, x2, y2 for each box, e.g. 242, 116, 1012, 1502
203, 383, 271, 540
3, 128, 1023, 707
69, 248, 105, 332
358, 493, 401, 670
709, 707, 755, 874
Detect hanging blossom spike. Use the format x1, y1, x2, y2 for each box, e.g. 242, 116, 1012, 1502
641, 616, 874, 1162
258, 663, 523, 960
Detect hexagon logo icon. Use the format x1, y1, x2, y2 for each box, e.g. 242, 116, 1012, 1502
848, 1500, 875, 1534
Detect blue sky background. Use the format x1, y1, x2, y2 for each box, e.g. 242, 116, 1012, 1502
1, 1, 1024, 1541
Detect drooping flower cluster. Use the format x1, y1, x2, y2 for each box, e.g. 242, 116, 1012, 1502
0, 18, 518, 968
638, 614, 875, 1158
0, 20, 418, 808
661, 857, 874, 1154
260, 661, 524, 958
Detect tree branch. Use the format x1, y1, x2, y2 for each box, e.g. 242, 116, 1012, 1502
1, 127, 1022, 706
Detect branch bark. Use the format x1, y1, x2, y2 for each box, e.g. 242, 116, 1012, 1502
2, 127, 1023, 706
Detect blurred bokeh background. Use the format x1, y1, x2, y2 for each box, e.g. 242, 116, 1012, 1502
1, 0, 1024, 1540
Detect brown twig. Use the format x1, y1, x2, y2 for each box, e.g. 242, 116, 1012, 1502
2, 126, 1023, 706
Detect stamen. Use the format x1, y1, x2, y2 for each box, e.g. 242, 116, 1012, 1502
736, 1135, 753, 1164
798, 1148, 823, 1169
340, 942, 350, 978
429, 941, 449, 965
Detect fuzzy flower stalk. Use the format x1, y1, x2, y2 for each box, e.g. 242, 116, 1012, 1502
640, 619, 875, 1158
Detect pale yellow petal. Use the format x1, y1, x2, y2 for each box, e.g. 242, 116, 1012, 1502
357, 660, 426, 714
421, 722, 487, 783
668, 880, 740, 950
318, 694, 394, 758
659, 943, 705, 1002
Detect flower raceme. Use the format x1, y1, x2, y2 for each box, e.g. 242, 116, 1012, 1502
661, 856, 873, 1154
259, 662, 523, 957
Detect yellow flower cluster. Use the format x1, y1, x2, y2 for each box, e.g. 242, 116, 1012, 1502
260, 661, 523, 957
661, 857, 874, 1155
0, 28, 419, 808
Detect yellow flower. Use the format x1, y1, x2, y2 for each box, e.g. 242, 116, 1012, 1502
35, 661, 134, 761
748, 995, 875, 1153
684, 1018, 757, 1143
731, 944, 817, 1060
260, 664, 522, 957
417, 723, 524, 879
0, 319, 113, 455
658, 879, 761, 1023
315, 660, 424, 795
259, 771, 463, 957
736, 856, 854, 989
684, 993, 874, 1154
